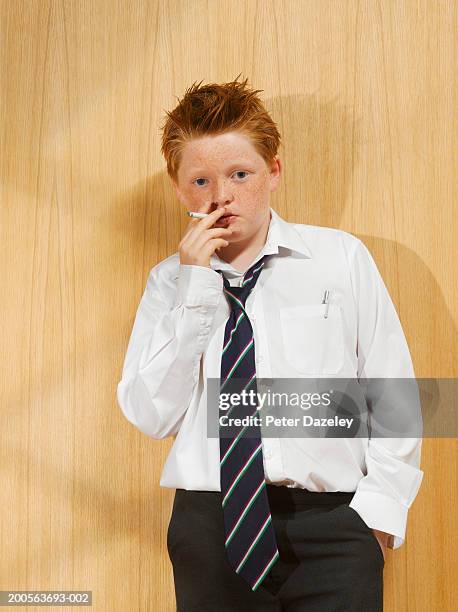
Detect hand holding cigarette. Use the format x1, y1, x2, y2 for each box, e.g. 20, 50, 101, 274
179, 203, 233, 268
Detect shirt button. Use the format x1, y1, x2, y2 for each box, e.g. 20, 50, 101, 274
264, 449, 273, 460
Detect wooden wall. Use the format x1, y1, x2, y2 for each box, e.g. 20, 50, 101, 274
1, 1, 456, 610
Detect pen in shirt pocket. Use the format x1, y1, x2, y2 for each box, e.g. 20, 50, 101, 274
322, 289, 331, 318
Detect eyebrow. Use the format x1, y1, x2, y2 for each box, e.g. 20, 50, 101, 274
187, 161, 254, 174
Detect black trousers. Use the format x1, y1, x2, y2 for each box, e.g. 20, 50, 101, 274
167, 485, 384, 611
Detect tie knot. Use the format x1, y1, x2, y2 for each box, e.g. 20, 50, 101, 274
216, 254, 270, 310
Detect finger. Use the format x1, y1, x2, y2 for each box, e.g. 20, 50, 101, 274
183, 203, 229, 251
185, 201, 213, 227
183, 201, 211, 236
191, 227, 233, 252
186, 204, 228, 238
197, 205, 228, 228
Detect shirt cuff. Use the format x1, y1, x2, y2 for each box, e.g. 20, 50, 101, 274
175, 264, 224, 308
348, 491, 409, 550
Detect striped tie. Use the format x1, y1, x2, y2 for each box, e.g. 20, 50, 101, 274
216, 255, 279, 592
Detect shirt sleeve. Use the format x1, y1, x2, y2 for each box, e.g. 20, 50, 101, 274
116, 264, 224, 439
346, 239, 424, 550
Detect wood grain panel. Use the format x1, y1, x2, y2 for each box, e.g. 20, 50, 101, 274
1, 1, 456, 610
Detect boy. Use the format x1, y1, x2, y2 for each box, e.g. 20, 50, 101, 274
117, 76, 423, 611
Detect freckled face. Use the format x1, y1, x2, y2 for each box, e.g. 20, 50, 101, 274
171, 131, 281, 241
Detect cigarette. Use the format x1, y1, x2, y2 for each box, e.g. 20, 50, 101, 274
187, 211, 210, 218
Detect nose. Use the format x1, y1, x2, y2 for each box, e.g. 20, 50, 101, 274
212, 177, 233, 207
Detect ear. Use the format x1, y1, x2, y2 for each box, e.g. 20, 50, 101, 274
268, 156, 282, 192
270, 155, 281, 174
171, 178, 185, 206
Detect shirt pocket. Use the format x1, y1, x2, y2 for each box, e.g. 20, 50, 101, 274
279, 304, 344, 374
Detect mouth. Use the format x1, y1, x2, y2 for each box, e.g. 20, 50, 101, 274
216, 214, 238, 224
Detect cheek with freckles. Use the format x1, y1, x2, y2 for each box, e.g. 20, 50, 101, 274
179, 185, 202, 208
238, 177, 270, 219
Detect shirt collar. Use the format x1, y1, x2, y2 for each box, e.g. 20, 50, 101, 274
209, 206, 312, 272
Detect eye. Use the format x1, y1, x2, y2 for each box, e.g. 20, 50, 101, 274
192, 171, 250, 187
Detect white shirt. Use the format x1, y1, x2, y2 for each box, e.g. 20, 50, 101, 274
117, 206, 424, 550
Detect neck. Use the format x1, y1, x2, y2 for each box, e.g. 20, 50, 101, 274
217, 210, 271, 273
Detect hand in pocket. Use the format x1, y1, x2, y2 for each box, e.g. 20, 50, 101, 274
371, 528, 389, 562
